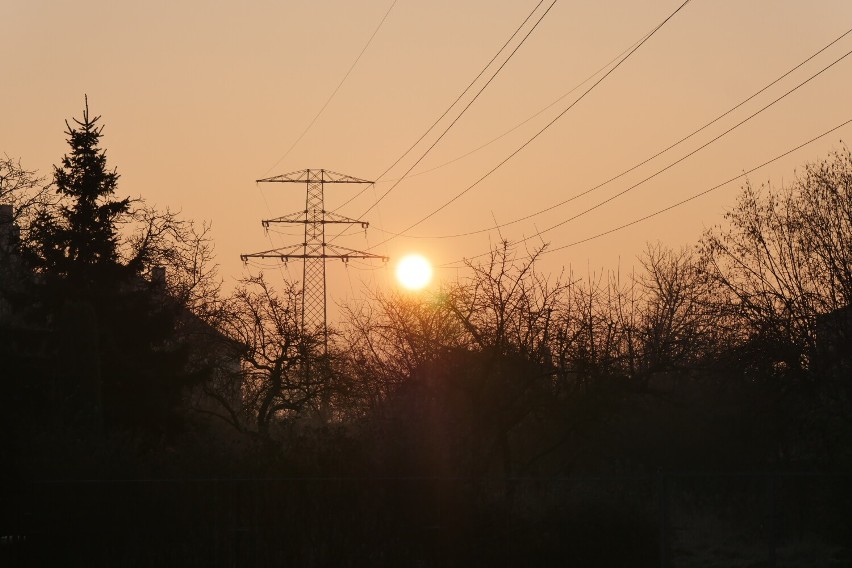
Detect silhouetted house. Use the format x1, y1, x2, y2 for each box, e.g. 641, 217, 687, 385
816, 303, 852, 373
0, 204, 20, 270
153, 270, 244, 426
0, 204, 17, 248
0, 204, 25, 319
0, 203, 242, 431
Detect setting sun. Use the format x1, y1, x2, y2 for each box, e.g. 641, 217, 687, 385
395, 254, 433, 290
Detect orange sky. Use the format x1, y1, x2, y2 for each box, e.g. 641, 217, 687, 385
3, 0, 852, 322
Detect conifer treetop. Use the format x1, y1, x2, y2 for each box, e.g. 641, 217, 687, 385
50, 95, 130, 268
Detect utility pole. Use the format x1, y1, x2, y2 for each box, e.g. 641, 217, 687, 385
240, 169, 388, 351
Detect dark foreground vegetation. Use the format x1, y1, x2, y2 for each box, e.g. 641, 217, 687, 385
1, 104, 850, 566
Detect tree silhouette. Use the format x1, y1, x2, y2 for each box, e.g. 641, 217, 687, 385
0, 155, 56, 248
31, 96, 130, 278
10, 99, 213, 443
206, 274, 327, 442
700, 146, 852, 379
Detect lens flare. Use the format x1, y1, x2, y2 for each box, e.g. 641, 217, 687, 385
395, 254, 432, 290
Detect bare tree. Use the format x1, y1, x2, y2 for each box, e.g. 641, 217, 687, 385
700, 146, 852, 377
337, 286, 465, 416
0, 155, 56, 244
206, 274, 325, 440
445, 241, 568, 363
437, 242, 573, 479
122, 204, 222, 321
634, 243, 721, 379
544, 265, 637, 393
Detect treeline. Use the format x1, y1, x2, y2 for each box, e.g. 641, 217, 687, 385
1, 104, 850, 565
207, 146, 852, 478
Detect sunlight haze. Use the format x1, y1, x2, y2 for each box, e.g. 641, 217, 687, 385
3, 0, 851, 322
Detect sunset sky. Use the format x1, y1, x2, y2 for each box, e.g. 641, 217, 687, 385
3, 0, 851, 321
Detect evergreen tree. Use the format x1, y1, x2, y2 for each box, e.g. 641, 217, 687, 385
20, 98, 207, 443
31, 96, 130, 278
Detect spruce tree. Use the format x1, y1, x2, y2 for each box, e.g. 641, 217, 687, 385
24, 99, 206, 443
33, 96, 130, 278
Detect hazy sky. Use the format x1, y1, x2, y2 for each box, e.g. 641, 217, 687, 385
3, 0, 851, 319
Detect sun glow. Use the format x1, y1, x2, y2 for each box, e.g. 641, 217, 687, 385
395, 254, 433, 290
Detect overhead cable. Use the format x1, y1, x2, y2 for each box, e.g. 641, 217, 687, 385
377, 31, 650, 183
367, 0, 694, 250
332, 0, 556, 217
442, 117, 852, 267
262, 0, 400, 176
463, 47, 852, 256
380, 25, 852, 240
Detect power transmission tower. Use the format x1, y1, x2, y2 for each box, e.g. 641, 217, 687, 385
240, 169, 388, 351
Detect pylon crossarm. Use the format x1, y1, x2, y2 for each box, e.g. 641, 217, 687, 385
262, 211, 369, 227
326, 244, 389, 262
256, 169, 373, 185
256, 170, 312, 184
240, 243, 304, 261
317, 169, 373, 184
244, 253, 387, 260
322, 211, 369, 226
243, 168, 381, 357
262, 212, 306, 225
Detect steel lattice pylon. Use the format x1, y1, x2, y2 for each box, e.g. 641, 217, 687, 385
240, 169, 388, 350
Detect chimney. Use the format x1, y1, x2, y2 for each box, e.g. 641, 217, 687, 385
151, 266, 167, 288
0, 204, 12, 225
0, 204, 16, 251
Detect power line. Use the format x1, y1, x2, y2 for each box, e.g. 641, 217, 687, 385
442, 117, 852, 267
368, 0, 694, 250
241, 170, 388, 351
542, 119, 852, 256
262, 0, 399, 176
377, 31, 649, 183
459, 46, 852, 258
377, 25, 852, 240
250, 183, 294, 284
249, 0, 398, 286
331, 0, 554, 215
358, 0, 559, 218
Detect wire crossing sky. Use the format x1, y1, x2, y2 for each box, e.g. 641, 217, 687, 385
2, 0, 851, 317
441, 117, 852, 267
261, 0, 400, 177
365, 0, 695, 252
329, 0, 558, 242
377, 26, 852, 241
